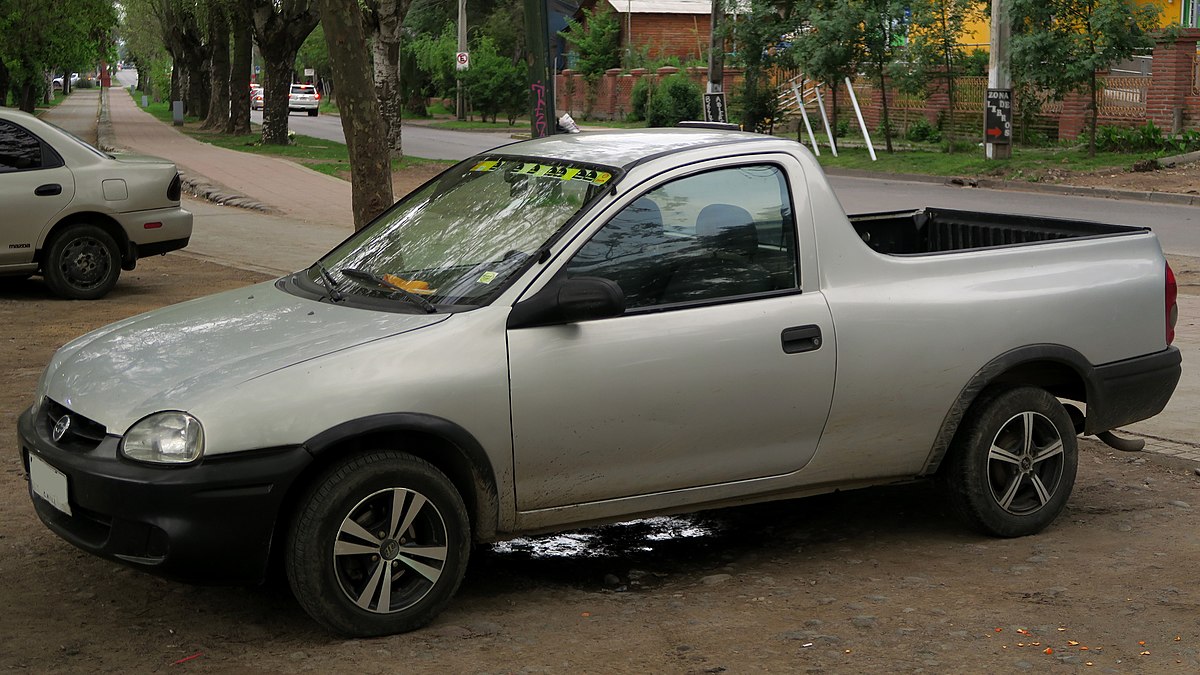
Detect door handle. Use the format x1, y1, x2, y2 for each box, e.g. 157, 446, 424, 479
781, 325, 822, 354
35, 184, 62, 197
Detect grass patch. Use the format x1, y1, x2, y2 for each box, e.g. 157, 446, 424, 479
427, 119, 524, 131
137, 93, 450, 175
811, 143, 1168, 181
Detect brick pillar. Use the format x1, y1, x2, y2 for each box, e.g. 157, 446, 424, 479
1058, 90, 1090, 140
604, 68, 622, 120
1147, 29, 1200, 132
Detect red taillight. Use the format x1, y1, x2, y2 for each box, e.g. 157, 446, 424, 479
1166, 261, 1178, 345
315, 93, 321, 100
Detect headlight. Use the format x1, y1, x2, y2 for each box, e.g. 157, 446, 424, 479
121, 412, 205, 465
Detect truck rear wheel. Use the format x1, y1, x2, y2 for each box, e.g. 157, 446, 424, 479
286, 452, 471, 636
940, 387, 1078, 537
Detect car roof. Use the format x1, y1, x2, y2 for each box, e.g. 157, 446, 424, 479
488, 128, 776, 170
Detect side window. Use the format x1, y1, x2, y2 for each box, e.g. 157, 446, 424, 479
0, 120, 44, 172
563, 164, 797, 309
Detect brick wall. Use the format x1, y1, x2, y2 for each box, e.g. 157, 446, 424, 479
556, 66, 744, 121
627, 14, 711, 63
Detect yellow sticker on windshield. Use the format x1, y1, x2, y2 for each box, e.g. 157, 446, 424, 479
471, 160, 611, 186
477, 271, 499, 284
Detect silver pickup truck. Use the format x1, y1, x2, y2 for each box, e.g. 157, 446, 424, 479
18, 129, 1181, 637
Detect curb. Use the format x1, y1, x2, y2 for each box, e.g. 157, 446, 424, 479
823, 166, 1200, 207
99, 88, 278, 215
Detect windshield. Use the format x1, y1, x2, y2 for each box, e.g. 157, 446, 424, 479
309, 156, 616, 309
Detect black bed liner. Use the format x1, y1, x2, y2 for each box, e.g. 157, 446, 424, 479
848, 207, 1148, 256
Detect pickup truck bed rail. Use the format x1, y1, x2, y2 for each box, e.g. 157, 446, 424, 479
849, 207, 1146, 256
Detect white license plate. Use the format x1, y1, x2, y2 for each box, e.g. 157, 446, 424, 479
29, 453, 72, 516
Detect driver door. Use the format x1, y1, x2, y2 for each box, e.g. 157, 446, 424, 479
507, 162, 836, 511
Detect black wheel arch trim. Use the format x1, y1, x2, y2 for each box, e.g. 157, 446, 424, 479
921, 344, 1181, 476
302, 413, 500, 540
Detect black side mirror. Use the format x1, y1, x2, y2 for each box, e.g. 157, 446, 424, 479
507, 277, 626, 329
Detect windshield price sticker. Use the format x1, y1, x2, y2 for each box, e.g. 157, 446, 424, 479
477, 271, 499, 284
471, 160, 611, 186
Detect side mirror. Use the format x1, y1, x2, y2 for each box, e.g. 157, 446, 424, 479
507, 277, 626, 329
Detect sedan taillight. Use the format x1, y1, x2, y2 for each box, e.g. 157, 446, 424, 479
167, 172, 182, 202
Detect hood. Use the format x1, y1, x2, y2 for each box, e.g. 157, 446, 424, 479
43, 281, 449, 434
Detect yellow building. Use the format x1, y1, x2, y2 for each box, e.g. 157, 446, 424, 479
961, 0, 1195, 49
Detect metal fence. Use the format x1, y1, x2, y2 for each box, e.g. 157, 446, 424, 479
1097, 75, 1150, 118
1194, 54, 1200, 96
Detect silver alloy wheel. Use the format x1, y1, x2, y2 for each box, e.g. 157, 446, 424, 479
332, 487, 449, 614
986, 411, 1066, 515
59, 235, 112, 290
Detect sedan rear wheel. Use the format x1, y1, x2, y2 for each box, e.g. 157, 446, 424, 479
940, 386, 1078, 537
43, 224, 121, 300
287, 452, 470, 636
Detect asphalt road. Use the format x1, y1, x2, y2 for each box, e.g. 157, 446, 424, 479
248, 109, 515, 160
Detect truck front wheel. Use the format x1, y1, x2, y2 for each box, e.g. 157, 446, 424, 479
286, 452, 471, 636
940, 387, 1078, 537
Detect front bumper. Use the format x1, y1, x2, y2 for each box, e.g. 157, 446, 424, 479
17, 405, 312, 585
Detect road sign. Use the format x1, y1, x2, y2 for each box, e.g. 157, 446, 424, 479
703, 92, 727, 123
456, 51, 470, 71
304, 68, 315, 77
985, 88, 1012, 145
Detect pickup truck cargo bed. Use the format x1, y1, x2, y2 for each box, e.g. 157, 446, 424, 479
849, 207, 1144, 255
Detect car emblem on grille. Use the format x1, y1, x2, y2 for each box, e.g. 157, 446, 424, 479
52, 415, 72, 443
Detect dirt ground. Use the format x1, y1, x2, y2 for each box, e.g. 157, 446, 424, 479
1, 252, 1199, 673
1039, 159, 1200, 196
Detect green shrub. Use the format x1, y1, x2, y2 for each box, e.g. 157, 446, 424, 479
646, 74, 701, 127
835, 119, 850, 138
906, 117, 941, 143
629, 77, 652, 122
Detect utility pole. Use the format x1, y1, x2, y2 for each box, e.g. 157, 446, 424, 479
457, 0, 467, 121
985, 0, 1012, 159
525, 0, 555, 137
707, 0, 723, 96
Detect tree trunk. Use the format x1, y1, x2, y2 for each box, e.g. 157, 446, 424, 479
251, 0, 320, 145
260, 57, 294, 144
227, 4, 254, 134
203, 0, 231, 130
318, 0, 394, 229
372, 35, 404, 156
170, 60, 181, 104
877, 57, 894, 153
18, 79, 37, 113
0, 61, 10, 107
1088, 71, 1098, 158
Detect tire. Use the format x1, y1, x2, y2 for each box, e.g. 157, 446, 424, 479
308, 109, 318, 117
286, 452, 471, 636
43, 224, 121, 300
939, 386, 1078, 537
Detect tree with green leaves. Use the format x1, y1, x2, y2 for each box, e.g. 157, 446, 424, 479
899, 0, 981, 149
858, 0, 908, 152
726, 0, 792, 132
789, 0, 866, 134
0, 0, 116, 111
1009, 0, 1160, 156
463, 35, 526, 124
560, 2, 620, 117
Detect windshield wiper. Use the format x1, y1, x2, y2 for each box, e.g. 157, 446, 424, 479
310, 261, 344, 302
341, 267, 437, 314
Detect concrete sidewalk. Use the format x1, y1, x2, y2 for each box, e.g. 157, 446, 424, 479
104, 87, 353, 229
42, 89, 345, 276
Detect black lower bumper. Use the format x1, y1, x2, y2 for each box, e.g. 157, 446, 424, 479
17, 407, 312, 585
1085, 346, 1182, 434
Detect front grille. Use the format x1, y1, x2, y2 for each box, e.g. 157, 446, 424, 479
43, 399, 107, 452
